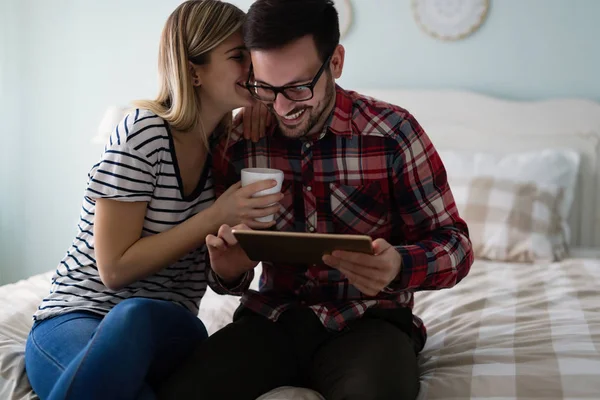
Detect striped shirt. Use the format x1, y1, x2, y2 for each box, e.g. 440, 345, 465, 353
208, 85, 474, 349
34, 109, 215, 321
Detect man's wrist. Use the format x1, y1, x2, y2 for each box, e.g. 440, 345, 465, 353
216, 270, 245, 286
215, 269, 250, 292
382, 248, 404, 293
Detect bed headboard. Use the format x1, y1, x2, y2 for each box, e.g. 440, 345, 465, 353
357, 89, 600, 249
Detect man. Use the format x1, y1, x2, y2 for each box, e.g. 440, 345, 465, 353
158, 0, 473, 399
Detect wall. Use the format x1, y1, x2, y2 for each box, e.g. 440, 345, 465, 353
1, 0, 599, 284
0, 0, 25, 284
339, 0, 600, 101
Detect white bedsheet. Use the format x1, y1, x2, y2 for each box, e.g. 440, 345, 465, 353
1, 253, 599, 399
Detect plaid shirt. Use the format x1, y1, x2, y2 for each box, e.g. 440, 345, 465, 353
208, 85, 473, 347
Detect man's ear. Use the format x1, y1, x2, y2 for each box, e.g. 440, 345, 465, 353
188, 61, 202, 87
329, 44, 345, 80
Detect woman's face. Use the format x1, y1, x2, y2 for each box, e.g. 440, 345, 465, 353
194, 29, 254, 113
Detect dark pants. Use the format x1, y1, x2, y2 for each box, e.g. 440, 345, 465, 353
156, 305, 421, 400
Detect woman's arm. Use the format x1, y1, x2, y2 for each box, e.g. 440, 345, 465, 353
94, 180, 283, 291
94, 199, 219, 291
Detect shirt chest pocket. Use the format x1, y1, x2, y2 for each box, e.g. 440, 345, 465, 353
329, 181, 391, 237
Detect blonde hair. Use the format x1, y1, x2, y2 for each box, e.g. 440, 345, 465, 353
133, 0, 245, 149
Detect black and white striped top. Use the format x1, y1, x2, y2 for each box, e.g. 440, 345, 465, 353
34, 109, 215, 321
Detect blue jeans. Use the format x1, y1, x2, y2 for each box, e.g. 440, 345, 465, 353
25, 297, 208, 400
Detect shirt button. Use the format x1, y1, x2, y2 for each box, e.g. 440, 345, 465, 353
309, 226, 315, 232
306, 186, 312, 192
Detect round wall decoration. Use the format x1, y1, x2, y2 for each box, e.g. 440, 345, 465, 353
332, 0, 352, 39
412, 0, 489, 41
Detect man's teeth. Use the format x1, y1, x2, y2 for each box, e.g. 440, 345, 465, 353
283, 110, 305, 120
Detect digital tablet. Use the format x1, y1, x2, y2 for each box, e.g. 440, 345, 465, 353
231, 229, 374, 265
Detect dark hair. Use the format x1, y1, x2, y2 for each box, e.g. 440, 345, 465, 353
243, 0, 340, 62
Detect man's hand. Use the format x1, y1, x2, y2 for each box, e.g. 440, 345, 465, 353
322, 238, 402, 296
206, 224, 258, 283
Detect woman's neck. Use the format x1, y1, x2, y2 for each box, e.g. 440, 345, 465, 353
194, 99, 227, 141
173, 96, 228, 143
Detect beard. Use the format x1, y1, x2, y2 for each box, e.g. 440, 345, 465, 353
271, 78, 335, 139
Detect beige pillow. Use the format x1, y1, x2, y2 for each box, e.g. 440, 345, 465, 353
450, 177, 567, 262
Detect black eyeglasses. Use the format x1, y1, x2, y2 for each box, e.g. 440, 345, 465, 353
245, 55, 332, 102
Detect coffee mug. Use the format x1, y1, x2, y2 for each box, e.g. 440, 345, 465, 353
241, 168, 284, 222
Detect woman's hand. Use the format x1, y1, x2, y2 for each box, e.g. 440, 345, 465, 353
241, 101, 273, 142
211, 180, 283, 229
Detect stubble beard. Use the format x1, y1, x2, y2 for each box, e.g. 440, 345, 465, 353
275, 78, 335, 140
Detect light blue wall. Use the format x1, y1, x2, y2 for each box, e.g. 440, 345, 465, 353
0, 0, 25, 284
339, 0, 600, 101
1, 0, 599, 284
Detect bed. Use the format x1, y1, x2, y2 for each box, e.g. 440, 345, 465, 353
2, 89, 600, 399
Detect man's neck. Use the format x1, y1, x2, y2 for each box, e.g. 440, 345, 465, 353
306, 91, 337, 138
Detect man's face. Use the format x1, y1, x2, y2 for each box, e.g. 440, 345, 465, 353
249, 35, 343, 139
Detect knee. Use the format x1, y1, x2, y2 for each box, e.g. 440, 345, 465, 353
107, 298, 208, 340
324, 370, 420, 400
107, 298, 157, 329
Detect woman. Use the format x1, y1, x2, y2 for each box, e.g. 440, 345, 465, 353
24, 1, 279, 399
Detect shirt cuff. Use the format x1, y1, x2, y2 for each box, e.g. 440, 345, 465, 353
207, 266, 253, 296
384, 245, 426, 292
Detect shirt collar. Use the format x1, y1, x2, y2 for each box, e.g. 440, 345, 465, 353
322, 84, 354, 138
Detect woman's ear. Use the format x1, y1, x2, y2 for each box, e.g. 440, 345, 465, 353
329, 44, 345, 80
188, 61, 202, 87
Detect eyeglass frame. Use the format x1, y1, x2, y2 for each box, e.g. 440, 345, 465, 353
244, 54, 333, 102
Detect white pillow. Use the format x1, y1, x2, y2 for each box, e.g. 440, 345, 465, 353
438, 149, 581, 244
255, 386, 325, 400
0, 272, 53, 400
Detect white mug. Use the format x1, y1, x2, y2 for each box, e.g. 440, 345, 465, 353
241, 168, 284, 222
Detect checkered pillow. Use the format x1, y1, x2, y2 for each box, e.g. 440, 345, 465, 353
450, 177, 567, 262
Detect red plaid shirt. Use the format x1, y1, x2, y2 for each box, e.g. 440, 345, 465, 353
208, 85, 473, 347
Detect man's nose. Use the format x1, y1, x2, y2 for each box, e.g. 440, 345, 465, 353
273, 95, 295, 117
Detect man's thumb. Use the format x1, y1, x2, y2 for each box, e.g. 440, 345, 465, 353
372, 238, 392, 255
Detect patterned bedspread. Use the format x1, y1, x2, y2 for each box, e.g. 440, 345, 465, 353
413, 257, 600, 399
1, 256, 600, 399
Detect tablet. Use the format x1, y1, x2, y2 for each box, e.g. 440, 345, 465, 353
231, 229, 374, 265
